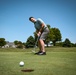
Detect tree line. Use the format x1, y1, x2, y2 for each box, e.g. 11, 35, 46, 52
0, 25, 76, 48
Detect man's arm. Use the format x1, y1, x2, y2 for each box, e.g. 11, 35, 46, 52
39, 23, 44, 32
37, 23, 45, 36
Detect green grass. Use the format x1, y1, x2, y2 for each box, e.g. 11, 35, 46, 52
0, 47, 76, 75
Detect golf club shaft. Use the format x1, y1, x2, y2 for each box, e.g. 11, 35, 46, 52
32, 36, 40, 53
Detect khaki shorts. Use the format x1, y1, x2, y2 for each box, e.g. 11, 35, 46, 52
39, 27, 49, 40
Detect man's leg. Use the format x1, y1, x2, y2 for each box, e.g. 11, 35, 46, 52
38, 40, 41, 51
37, 39, 46, 55
39, 39, 45, 52
35, 40, 42, 54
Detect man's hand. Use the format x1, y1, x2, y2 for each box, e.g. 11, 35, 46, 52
37, 31, 41, 37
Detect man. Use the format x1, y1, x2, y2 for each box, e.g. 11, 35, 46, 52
29, 17, 49, 55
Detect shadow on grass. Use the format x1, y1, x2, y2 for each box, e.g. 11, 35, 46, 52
21, 69, 34, 72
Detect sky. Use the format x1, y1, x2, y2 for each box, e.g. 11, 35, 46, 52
0, 0, 76, 43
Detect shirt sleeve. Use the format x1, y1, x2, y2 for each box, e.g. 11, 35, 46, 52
37, 18, 44, 24
37, 18, 47, 27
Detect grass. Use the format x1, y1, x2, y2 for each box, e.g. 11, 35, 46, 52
0, 47, 76, 75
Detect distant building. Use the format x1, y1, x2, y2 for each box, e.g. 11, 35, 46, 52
45, 41, 53, 47
3, 41, 16, 48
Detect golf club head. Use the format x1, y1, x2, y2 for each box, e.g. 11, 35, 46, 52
32, 50, 36, 53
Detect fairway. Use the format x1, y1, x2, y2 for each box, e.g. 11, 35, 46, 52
0, 47, 76, 75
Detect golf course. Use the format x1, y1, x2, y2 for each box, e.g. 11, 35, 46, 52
0, 47, 76, 75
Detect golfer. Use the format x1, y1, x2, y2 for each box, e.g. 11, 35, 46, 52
29, 17, 49, 55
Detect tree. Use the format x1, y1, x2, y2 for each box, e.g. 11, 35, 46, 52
74, 43, 76, 47
25, 36, 35, 48
17, 41, 23, 48
14, 40, 23, 48
63, 38, 71, 47
0, 38, 6, 47
14, 40, 19, 45
50, 28, 62, 46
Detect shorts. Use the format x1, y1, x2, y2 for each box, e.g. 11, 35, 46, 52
39, 27, 49, 40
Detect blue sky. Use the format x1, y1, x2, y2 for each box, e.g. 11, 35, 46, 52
0, 0, 76, 43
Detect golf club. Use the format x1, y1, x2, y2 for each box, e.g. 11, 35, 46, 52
32, 36, 39, 53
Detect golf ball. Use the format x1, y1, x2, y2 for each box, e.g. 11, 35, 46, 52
19, 61, 24, 67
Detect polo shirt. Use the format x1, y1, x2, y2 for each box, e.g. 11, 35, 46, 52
34, 18, 47, 31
